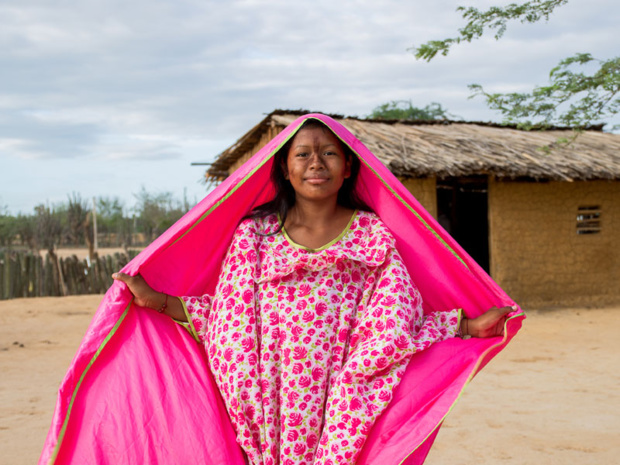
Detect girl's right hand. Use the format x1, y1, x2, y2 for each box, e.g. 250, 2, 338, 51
112, 272, 164, 310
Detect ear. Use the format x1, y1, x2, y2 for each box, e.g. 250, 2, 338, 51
344, 157, 352, 179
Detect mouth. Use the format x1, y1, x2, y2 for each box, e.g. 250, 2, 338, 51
305, 177, 330, 184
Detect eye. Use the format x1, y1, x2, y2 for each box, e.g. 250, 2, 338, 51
324, 151, 338, 156
295, 151, 309, 157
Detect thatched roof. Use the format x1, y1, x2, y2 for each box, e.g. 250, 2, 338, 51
207, 110, 620, 182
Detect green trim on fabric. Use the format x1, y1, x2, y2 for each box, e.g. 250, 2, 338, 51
397, 311, 526, 464
280, 209, 358, 253
355, 155, 468, 268
174, 297, 201, 343
48, 303, 131, 465
456, 308, 463, 338
168, 120, 307, 248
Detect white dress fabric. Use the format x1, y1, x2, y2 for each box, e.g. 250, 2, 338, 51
182, 211, 460, 465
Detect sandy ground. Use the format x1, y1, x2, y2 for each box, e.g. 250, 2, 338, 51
1, 296, 618, 465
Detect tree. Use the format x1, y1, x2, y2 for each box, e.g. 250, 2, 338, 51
14, 214, 36, 250
97, 196, 135, 248
66, 193, 97, 259
0, 213, 14, 247
412, 0, 620, 133
370, 101, 455, 121
0, 201, 14, 247
34, 204, 62, 254
66, 193, 87, 245
133, 187, 185, 243
34, 203, 66, 295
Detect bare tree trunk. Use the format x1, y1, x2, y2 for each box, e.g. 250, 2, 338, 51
84, 213, 98, 262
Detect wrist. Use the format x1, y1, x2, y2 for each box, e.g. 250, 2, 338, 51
156, 292, 168, 313
459, 314, 472, 339
146, 290, 164, 310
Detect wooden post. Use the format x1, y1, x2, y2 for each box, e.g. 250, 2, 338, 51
57, 255, 67, 297
92, 197, 98, 256
7, 252, 14, 299
35, 254, 43, 297
44, 255, 54, 296
88, 259, 97, 294
1, 252, 8, 300
28, 254, 36, 297
18, 252, 27, 298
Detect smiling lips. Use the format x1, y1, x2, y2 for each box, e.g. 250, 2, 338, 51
305, 176, 330, 184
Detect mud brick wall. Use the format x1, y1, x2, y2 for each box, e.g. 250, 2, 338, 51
489, 179, 620, 308
399, 177, 437, 218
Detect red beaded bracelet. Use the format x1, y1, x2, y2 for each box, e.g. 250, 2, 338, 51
157, 293, 168, 313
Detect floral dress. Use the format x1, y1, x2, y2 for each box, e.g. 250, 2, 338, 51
181, 210, 460, 465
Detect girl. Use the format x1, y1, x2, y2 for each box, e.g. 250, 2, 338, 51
113, 119, 512, 465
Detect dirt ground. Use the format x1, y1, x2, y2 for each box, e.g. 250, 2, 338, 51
1, 295, 618, 465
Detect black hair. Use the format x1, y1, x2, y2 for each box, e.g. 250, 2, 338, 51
246, 119, 370, 231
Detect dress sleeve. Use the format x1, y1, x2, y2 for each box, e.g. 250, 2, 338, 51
178, 294, 213, 344
369, 246, 461, 353
178, 218, 261, 344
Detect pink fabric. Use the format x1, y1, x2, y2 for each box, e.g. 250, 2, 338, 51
39, 113, 524, 465
183, 211, 462, 464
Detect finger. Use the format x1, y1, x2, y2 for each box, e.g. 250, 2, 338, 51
498, 305, 514, 316
112, 272, 128, 282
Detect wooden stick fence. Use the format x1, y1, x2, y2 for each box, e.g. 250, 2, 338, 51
0, 250, 139, 300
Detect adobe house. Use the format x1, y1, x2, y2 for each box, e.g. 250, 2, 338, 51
205, 110, 620, 309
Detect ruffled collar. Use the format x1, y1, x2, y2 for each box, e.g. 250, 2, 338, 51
280, 209, 358, 253
254, 211, 395, 283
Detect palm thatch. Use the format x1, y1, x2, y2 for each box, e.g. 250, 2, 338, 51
206, 110, 620, 182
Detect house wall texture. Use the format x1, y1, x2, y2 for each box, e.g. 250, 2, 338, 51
399, 178, 437, 218
488, 179, 620, 308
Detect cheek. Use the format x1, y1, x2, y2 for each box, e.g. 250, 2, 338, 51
335, 159, 350, 179
286, 164, 306, 186
282, 158, 296, 179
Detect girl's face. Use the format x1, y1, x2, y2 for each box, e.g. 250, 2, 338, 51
284, 127, 351, 204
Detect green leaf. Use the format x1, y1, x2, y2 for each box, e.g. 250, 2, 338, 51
413, 0, 569, 60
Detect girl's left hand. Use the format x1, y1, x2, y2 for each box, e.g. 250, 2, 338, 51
465, 306, 516, 338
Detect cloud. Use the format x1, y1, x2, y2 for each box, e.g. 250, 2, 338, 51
0, 108, 102, 159
100, 135, 184, 161
1, 0, 618, 212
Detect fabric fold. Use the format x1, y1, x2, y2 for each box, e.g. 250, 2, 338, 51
39, 113, 524, 465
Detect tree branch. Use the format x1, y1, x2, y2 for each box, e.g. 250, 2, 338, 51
412, 0, 568, 61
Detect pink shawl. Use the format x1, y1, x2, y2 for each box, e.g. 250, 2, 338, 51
39, 113, 524, 465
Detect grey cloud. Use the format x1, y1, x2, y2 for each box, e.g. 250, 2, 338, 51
1, 0, 618, 214
102, 141, 184, 161
1, 0, 618, 163
0, 109, 101, 158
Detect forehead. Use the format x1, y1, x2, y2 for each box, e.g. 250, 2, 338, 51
290, 126, 341, 146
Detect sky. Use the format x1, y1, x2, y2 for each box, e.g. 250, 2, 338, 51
1, 0, 618, 214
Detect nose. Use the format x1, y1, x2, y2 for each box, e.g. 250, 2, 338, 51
308, 152, 325, 170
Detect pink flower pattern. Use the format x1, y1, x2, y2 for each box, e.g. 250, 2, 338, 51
182, 211, 459, 465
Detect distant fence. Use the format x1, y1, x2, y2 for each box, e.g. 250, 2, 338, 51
0, 250, 140, 300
